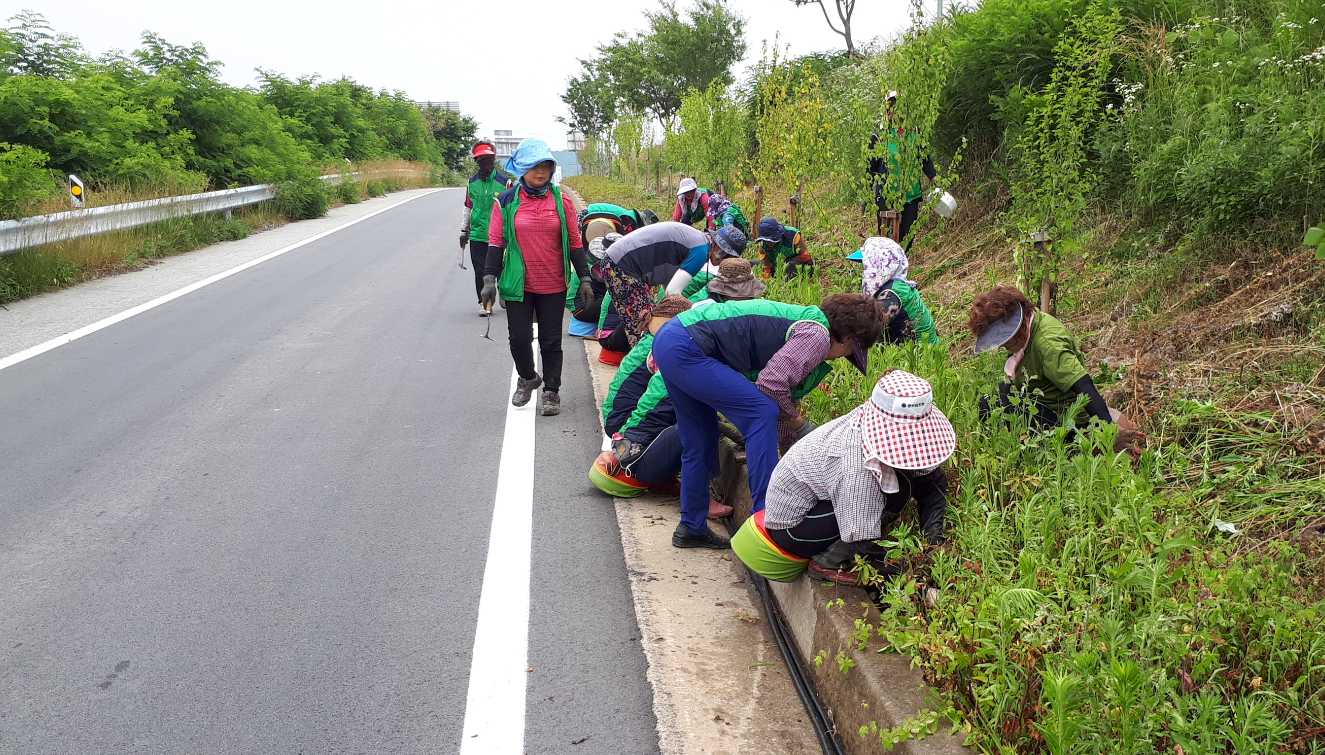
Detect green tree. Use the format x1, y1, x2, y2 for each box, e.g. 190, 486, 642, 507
419, 105, 478, 170
790, 0, 859, 57
0, 142, 55, 218
667, 82, 748, 189
2, 10, 85, 79
131, 32, 314, 186
558, 61, 617, 137
594, 0, 747, 128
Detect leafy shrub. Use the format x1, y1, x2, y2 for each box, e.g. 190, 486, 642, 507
334, 179, 361, 204
273, 179, 331, 220
365, 180, 386, 198
0, 142, 56, 219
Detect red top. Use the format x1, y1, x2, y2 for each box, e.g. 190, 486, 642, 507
489, 187, 583, 294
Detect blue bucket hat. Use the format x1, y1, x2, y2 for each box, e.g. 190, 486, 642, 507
711, 226, 748, 257
755, 217, 784, 244
504, 138, 557, 179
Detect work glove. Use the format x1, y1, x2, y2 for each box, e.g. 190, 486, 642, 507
578, 279, 594, 309
612, 435, 645, 465
459, 231, 469, 249
792, 417, 817, 441
480, 275, 497, 308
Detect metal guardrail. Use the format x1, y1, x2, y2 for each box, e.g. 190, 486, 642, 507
0, 170, 430, 257
0, 184, 280, 257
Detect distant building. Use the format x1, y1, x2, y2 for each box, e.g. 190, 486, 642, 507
567, 131, 586, 152
492, 130, 521, 161
414, 101, 460, 112
551, 151, 581, 179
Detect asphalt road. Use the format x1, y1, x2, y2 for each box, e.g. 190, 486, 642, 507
0, 189, 660, 754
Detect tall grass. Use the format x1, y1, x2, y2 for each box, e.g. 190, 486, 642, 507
577, 173, 1325, 751
0, 205, 282, 305
758, 266, 1325, 752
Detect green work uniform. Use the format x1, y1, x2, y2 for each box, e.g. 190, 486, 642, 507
884, 128, 925, 204
466, 170, 512, 243
888, 279, 939, 345
1011, 313, 1090, 417
762, 225, 803, 260
496, 184, 570, 302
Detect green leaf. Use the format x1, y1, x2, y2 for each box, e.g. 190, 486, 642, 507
1305, 226, 1324, 246
1315, 242, 1325, 261
1221, 29, 1239, 46
1164, 31, 1180, 44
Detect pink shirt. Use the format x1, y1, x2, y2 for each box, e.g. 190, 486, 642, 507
489, 188, 582, 294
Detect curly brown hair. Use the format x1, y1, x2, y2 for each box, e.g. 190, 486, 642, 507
822, 293, 884, 348
968, 286, 1035, 337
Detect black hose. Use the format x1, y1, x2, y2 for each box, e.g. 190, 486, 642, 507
751, 571, 849, 755
726, 514, 848, 755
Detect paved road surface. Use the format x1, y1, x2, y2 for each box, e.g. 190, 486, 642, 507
0, 190, 660, 754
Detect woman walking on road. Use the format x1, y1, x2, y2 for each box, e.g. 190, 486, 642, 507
459, 140, 513, 316
481, 139, 592, 416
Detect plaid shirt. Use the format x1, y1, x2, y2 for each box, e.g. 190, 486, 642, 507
755, 320, 831, 451
764, 407, 890, 543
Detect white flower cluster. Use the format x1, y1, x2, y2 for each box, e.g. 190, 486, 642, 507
1257, 46, 1325, 71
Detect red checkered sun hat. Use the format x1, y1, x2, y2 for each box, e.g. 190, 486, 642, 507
854, 370, 956, 470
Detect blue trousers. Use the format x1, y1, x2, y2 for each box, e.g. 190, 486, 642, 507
653, 320, 781, 535
623, 425, 682, 486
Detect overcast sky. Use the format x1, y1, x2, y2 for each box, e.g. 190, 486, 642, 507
24, 0, 917, 150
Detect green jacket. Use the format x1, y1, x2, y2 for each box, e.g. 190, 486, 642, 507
603, 335, 655, 435
889, 280, 939, 344
1012, 313, 1090, 416
496, 184, 570, 303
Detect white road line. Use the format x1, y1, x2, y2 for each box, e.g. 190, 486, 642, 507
0, 190, 442, 372
459, 363, 537, 754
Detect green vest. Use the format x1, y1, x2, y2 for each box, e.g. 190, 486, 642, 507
466, 170, 510, 243
766, 225, 802, 260
677, 299, 832, 379
498, 185, 570, 303
721, 205, 750, 235
885, 129, 925, 204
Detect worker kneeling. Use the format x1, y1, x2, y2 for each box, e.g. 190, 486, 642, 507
732, 369, 956, 585
590, 295, 735, 519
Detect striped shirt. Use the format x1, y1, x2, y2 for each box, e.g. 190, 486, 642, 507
764, 408, 890, 543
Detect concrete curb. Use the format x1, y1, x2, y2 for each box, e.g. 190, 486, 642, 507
715, 440, 970, 754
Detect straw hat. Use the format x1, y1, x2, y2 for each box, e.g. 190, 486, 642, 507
853, 370, 956, 470
707, 258, 766, 300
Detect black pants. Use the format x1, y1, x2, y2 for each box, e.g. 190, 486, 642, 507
599, 326, 630, 354
876, 194, 922, 250
469, 241, 490, 302
766, 467, 948, 557
505, 291, 566, 392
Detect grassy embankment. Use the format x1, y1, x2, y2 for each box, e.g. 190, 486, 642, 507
568, 173, 1325, 753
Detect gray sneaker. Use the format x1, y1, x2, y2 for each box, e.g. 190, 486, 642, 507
540, 391, 561, 416
511, 375, 541, 407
